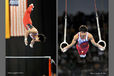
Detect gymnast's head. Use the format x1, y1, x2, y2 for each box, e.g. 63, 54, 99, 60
79, 25, 88, 33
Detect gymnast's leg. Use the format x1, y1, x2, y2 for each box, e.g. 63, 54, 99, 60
24, 29, 30, 46
30, 39, 35, 48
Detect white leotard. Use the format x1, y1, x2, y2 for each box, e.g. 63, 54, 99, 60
78, 32, 88, 45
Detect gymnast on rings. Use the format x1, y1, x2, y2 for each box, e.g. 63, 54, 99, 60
62, 25, 105, 58
23, 3, 46, 48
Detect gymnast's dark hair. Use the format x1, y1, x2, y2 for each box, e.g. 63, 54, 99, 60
38, 34, 46, 42
79, 25, 88, 32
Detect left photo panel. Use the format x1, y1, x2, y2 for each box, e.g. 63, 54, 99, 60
5, 0, 56, 76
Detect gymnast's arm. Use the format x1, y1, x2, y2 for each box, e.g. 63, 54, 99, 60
27, 4, 34, 13
62, 34, 78, 51
89, 33, 103, 48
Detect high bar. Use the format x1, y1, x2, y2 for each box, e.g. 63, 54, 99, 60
6, 56, 51, 59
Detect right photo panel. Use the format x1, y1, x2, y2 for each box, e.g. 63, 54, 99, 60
58, 0, 108, 76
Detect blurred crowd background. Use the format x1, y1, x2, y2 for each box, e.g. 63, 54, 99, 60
58, 11, 108, 76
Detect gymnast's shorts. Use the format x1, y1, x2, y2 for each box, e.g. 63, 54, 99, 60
76, 44, 89, 55
25, 24, 33, 30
